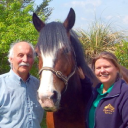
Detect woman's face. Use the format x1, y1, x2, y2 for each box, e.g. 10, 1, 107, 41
95, 58, 119, 87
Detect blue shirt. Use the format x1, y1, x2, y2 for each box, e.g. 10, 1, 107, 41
0, 70, 44, 128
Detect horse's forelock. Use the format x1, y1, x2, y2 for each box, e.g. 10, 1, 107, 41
37, 22, 72, 56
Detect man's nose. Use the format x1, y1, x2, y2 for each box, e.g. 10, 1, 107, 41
22, 55, 27, 62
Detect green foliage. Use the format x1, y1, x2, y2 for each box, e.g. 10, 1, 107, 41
76, 20, 125, 64
0, 0, 53, 75
35, 0, 53, 21
0, 0, 35, 8
0, 0, 51, 127
0, 1, 35, 74
0, 0, 47, 75
40, 111, 47, 128
115, 40, 128, 68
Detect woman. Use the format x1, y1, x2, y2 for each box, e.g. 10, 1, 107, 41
85, 51, 128, 128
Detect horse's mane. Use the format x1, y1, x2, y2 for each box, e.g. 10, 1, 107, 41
70, 30, 97, 80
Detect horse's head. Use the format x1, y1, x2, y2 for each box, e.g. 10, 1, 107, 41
33, 8, 77, 111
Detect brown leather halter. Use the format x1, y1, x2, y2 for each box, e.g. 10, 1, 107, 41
38, 65, 76, 93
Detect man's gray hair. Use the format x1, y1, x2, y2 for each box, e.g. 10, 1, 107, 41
8, 41, 35, 68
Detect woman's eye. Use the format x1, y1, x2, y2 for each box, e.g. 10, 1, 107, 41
96, 67, 100, 70
104, 66, 110, 68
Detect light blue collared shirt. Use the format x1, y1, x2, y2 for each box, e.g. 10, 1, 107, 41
0, 70, 44, 128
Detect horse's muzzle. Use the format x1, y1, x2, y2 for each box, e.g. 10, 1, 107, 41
38, 90, 60, 111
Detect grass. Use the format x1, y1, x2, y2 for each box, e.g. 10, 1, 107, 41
40, 112, 47, 128
76, 19, 124, 64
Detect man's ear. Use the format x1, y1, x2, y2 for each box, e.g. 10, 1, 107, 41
9, 57, 13, 68
9, 57, 12, 63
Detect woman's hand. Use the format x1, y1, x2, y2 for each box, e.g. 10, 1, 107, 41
78, 67, 85, 79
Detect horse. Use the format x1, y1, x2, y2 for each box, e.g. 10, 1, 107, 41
32, 8, 99, 128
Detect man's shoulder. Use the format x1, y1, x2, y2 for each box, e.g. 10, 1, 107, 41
29, 75, 39, 84
29, 75, 40, 89
0, 72, 9, 92
0, 72, 9, 79
30, 75, 39, 81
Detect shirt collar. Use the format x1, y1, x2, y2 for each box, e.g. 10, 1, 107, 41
97, 83, 114, 95
9, 69, 31, 82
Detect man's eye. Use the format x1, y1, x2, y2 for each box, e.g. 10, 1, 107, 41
18, 54, 23, 57
28, 55, 33, 58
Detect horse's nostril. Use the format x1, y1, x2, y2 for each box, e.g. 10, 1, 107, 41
51, 91, 58, 102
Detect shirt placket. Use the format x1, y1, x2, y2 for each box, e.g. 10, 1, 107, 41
26, 82, 33, 128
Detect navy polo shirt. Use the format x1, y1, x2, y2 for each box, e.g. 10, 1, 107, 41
89, 83, 113, 128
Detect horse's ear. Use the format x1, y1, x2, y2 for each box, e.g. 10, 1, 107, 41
32, 13, 45, 32
63, 8, 75, 31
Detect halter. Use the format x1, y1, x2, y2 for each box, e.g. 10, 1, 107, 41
38, 46, 77, 93
38, 65, 76, 93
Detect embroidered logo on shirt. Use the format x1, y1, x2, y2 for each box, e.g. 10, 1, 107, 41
103, 104, 115, 114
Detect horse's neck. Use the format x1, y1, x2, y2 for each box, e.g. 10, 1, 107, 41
51, 74, 86, 128
46, 76, 85, 128
60, 74, 85, 113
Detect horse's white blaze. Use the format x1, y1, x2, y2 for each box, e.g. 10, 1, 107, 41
38, 43, 64, 99
38, 53, 55, 97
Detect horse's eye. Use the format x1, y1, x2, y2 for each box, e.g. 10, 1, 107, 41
64, 48, 69, 54
35, 52, 39, 58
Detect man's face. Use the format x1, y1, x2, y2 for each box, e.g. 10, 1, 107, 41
10, 42, 34, 78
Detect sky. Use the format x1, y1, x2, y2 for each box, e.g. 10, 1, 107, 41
35, 0, 128, 32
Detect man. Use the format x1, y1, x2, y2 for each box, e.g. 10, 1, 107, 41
0, 41, 44, 128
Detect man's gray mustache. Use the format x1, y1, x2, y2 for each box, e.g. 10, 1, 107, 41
19, 63, 30, 67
